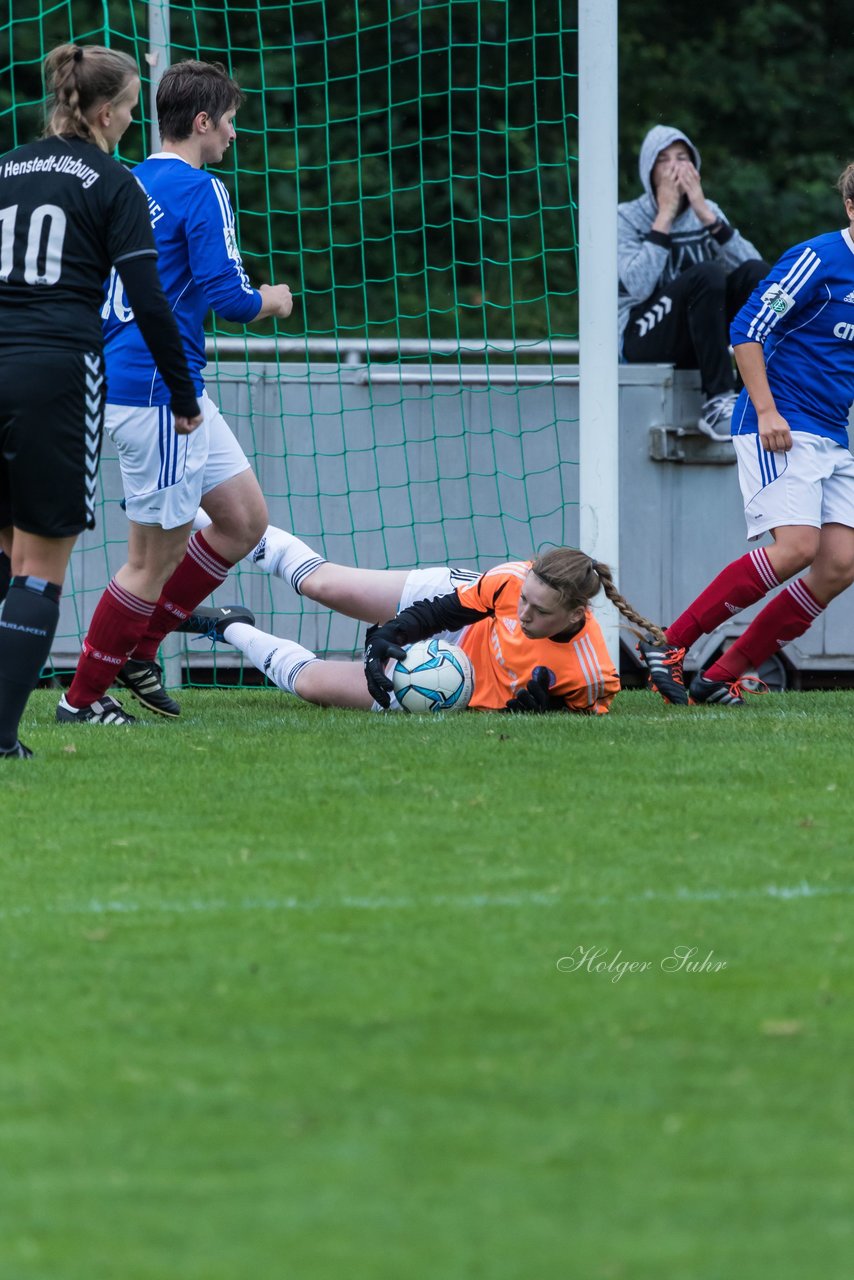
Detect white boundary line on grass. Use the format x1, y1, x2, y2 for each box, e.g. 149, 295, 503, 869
1, 881, 853, 921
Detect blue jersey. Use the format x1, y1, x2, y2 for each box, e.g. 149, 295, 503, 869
730, 229, 854, 446
101, 153, 261, 405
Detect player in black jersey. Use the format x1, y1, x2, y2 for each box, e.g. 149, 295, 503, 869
0, 44, 203, 758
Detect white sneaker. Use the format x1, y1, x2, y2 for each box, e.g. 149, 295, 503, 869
697, 391, 738, 442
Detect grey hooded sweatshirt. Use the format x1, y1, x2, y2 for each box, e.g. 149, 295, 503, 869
617, 124, 762, 348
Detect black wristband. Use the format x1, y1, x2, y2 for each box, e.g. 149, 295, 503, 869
710, 220, 734, 245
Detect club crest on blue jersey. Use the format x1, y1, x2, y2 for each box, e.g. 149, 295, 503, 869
760, 282, 796, 316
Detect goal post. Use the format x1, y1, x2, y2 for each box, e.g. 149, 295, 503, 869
146, 0, 170, 154
578, 0, 620, 666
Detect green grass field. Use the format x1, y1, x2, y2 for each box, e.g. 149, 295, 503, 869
2, 687, 853, 1279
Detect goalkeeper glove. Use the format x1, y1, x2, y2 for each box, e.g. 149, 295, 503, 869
504, 666, 564, 714
364, 623, 408, 708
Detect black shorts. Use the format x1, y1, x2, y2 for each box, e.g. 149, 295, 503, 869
0, 348, 106, 537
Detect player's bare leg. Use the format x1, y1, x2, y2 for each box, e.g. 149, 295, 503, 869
292, 659, 375, 709
112, 471, 268, 719
764, 523, 820, 582
296, 562, 408, 624
10, 529, 77, 582
115, 520, 192, 601
199, 469, 268, 562
800, 522, 854, 605
193, 507, 408, 622
218, 619, 376, 709
692, 523, 854, 705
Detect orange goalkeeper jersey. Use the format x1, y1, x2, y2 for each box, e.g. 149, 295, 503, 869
455, 561, 619, 714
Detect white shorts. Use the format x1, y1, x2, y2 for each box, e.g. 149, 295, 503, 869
397, 565, 481, 644
733, 430, 854, 541
105, 391, 251, 529
372, 564, 481, 712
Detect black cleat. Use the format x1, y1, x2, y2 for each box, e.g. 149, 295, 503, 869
0, 740, 33, 758
56, 694, 137, 724
637, 637, 689, 705
177, 604, 256, 644
688, 672, 746, 706
117, 658, 180, 718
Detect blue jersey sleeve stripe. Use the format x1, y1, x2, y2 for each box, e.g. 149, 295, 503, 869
207, 177, 255, 297
211, 177, 234, 229
745, 247, 814, 339
748, 250, 819, 339
747, 249, 821, 340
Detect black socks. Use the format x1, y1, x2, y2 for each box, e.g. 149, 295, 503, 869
0, 575, 61, 750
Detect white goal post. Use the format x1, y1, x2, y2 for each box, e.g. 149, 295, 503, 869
578, 0, 620, 665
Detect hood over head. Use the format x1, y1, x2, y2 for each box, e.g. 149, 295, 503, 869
638, 124, 700, 202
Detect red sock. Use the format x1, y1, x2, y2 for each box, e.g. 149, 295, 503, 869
705, 578, 824, 681
132, 530, 232, 662
66, 580, 155, 708
666, 547, 780, 649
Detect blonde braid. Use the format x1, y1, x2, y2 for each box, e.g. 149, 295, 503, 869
530, 547, 667, 643
44, 46, 92, 141
593, 560, 667, 644
43, 44, 137, 149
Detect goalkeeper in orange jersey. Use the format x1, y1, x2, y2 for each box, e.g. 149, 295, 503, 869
179, 522, 664, 714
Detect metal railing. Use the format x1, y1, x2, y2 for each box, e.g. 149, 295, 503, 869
205, 336, 580, 363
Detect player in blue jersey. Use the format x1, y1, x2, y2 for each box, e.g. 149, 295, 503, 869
58, 60, 292, 724
640, 163, 854, 705
0, 45, 202, 757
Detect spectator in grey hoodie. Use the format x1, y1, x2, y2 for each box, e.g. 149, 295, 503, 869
619, 124, 769, 440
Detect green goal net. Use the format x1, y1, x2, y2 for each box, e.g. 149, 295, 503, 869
0, 0, 579, 682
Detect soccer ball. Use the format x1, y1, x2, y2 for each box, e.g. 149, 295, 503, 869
392, 637, 474, 713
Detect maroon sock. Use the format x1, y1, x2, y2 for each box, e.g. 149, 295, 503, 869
132, 530, 232, 662
66, 580, 155, 708
706, 578, 824, 682
666, 547, 780, 649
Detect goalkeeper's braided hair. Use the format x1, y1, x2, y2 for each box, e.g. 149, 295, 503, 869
530, 548, 667, 643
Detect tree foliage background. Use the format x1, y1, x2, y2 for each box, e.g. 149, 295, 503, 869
1, 1, 852, 342
619, 0, 854, 265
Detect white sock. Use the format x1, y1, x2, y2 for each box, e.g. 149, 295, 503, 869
222, 622, 318, 696
192, 512, 325, 595
240, 525, 326, 594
